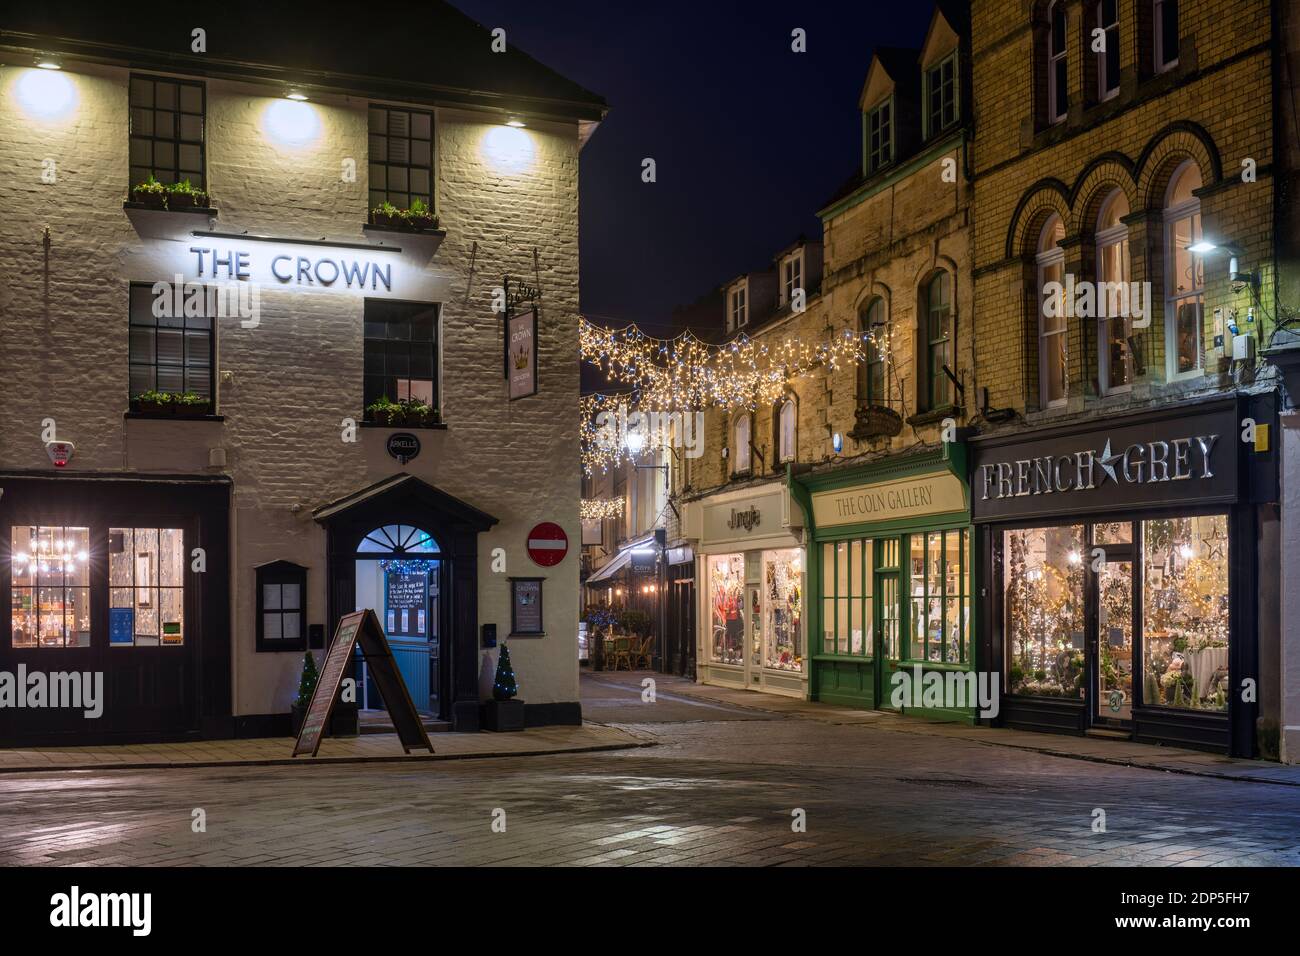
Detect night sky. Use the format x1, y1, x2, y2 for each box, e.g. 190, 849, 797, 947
452, 0, 934, 333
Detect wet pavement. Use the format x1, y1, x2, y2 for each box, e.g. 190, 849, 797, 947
0, 671, 1296, 866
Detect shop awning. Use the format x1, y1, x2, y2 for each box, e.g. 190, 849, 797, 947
585, 549, 631, 585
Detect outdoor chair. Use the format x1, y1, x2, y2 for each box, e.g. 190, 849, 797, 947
612, 637, 632, 671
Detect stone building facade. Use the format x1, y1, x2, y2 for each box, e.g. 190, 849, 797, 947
0, 10, 604, 743
968, 0, 1284, 756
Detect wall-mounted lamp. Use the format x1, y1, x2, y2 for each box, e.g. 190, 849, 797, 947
505, 116, 526, 128
34, 53, 63, 70
285, 88, 309, 101
832, 432, 843, 454
1188, 239, 1256, 292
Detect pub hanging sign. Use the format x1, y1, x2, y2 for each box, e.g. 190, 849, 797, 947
971, 404, 1239, 522
503, 275, 539, 400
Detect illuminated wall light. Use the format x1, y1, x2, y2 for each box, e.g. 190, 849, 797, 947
262, 98, 321, 146
34, 53, 63, 70
285, 88, 309, 101
15, 67, 77, 120
505, 116, 526, 127
480, 124, 536, 173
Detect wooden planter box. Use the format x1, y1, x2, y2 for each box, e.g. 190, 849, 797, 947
483, 698, 525, 732
131, 190, 168, 209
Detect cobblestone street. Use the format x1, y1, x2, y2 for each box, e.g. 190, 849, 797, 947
0, 673, 1296, 866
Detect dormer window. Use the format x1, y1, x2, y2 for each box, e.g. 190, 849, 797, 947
925, 54, 957, 137
728, 283, 748, 332
781, 252, 802, 307
866, 99, 893, 173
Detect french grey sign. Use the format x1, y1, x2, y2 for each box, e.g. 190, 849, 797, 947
971, 403, 1239, 522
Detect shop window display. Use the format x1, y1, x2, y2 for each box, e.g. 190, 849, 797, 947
1141, 515, 1230, 711
110, 528, 185, 647
10, 526, 91, 648
908, 529, 969, 664
1004, 525, 1085, 697
763, 549, 802, 671
709, 553, 744, 665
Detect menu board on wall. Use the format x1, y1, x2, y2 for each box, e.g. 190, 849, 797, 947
385, 571, 427, 638
510, 578, 544, 636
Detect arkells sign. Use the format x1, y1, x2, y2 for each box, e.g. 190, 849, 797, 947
811, 470, 967, 529
970, 403, 1239, 522
386, 432, 421, 464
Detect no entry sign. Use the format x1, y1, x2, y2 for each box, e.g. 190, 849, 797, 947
527, 522, 568, 567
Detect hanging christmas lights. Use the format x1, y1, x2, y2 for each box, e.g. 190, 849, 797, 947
580, 498, 625, 520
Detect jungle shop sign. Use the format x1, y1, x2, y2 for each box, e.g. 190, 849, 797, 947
971, 406, 1239, 522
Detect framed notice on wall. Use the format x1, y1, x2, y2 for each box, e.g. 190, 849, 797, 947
509, 577, 544, 637
507, 308, 538, 400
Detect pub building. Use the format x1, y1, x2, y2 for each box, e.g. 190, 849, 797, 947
0, 9, 603, 744
685, 483, 807, 698
791, 445, 976, 719
970, 395, 1277, 756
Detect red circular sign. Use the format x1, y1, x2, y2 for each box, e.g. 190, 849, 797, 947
527, 522, 569, 567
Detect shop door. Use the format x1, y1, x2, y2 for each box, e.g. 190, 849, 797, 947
873, 538, 903, 710
745, 583, 763, 688
1090, 536, 1135, 728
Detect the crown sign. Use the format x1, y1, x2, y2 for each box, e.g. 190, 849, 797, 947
513, 345, 530, 369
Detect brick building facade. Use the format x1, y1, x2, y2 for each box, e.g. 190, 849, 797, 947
0, 7, 603, 743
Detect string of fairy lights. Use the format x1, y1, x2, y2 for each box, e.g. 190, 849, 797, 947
579, 497, 625, 521
579, 316, 888, 475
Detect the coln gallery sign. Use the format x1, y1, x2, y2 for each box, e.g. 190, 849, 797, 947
970, 403, 1239, 522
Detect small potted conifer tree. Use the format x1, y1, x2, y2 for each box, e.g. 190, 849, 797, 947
483, 643, 525, 732
290, 650, 318, 737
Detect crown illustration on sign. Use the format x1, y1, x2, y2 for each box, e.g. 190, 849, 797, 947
513, 344, 530, 369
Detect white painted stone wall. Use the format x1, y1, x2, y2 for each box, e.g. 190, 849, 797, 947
0, 63, 582, 717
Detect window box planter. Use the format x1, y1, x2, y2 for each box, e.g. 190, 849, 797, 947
173, 400, 214, 418
167, 189, 210, 209
132, 397, 173, 416
130, 186, 168, 209
482, 698, 525, 732
850, 404, 903, 439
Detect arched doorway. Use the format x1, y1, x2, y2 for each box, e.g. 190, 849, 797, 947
355, 524, 440, 715
315, 475, 498, 730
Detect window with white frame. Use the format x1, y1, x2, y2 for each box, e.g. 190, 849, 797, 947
1037, 214, 1068, 407
1097, 0, 1120, 100
1047, 1, 1069, 123
1096, 190, 1133, 393
728, 283, 748, 332
867, 99, 893, 173
1154, 0, 1179, 72
733, 414, 751, 473
1163, 160, 1204, 380
778, 398, 796, 463
926, 54, 957, 137
781, 253, 802, 306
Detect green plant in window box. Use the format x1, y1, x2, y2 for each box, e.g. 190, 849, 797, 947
167, 178, 209, 209
396, 397, 433, 426
131, 174, 169, 209
173, 391, 212, 418
406, 198, 438, 231
369, 201, 402, 229
133, 389, 175, 415
365, 395, 401, 426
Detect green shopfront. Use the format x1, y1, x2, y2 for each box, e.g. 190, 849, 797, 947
790, 446, 976, 720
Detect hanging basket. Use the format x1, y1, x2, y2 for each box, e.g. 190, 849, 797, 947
850, 404, 903, 439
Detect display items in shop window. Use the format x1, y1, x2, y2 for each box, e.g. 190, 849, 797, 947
909, 529, 969, 664
108, 527, 185, 647
10, 526, 91, 648
1004, 525, 1085, 698
1097, 558, 1134, 720
1141, 515, 1230, 711
763, 549, 802, 672
709, 554, 744, 665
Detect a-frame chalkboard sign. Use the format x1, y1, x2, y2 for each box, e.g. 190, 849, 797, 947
292, 609, 434, 757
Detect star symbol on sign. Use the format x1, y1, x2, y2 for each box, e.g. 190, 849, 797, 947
1095, 439, 1122, 485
